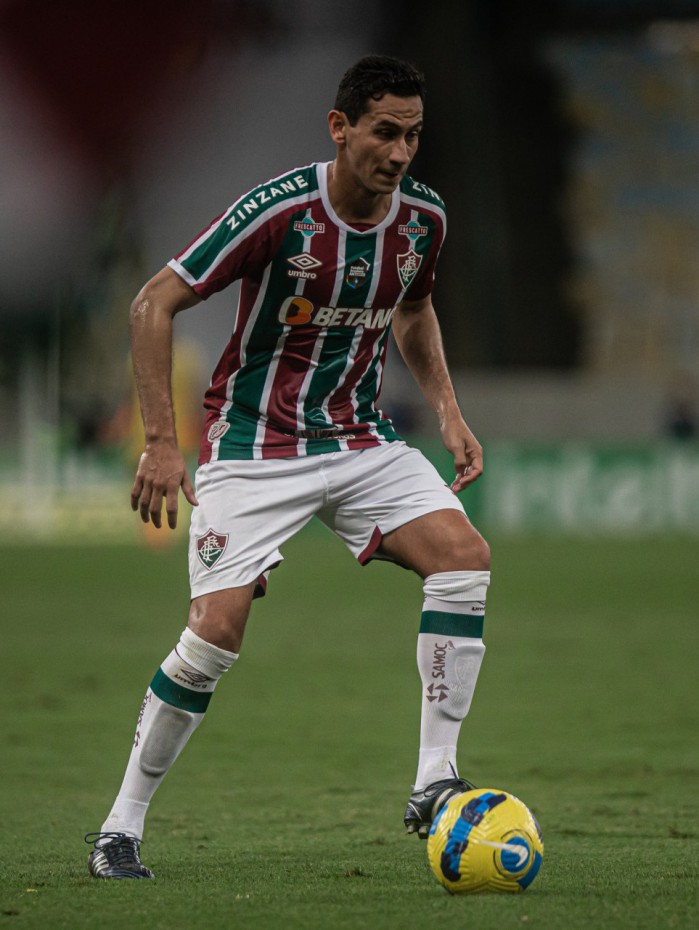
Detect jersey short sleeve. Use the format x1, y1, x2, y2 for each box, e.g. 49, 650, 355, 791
398, 177, 447, 302
168, 167, 317, 299
403, 230, 445, 301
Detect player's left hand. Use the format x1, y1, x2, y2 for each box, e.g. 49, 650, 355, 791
440, 416, 483, 493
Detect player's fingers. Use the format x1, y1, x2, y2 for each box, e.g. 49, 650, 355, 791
182, 470, 199, 507
131, 473, 144, 511
149, 483, 165, 529
165, 484, 179, 530
140, 479, 160, 527
466, 452, 484, 481
138, 478, 153, 523
450, 456, 466, 489
450, 449, 483, 492
141, 502, 156, 525
450, 469, 467, 493
457, 462, 483, 489
139, 496, 153, 524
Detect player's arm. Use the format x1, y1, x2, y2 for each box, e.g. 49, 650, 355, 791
130, 266, 202, 528
392, 294, 483, 492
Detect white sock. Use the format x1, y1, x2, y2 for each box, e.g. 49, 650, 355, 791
414, 570, 489, 790
100, 628, 238, 841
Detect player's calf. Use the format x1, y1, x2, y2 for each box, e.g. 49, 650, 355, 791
89, 628, 238, 858
406, 569, 490, 836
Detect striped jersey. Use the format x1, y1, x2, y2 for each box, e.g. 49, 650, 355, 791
168, 161, 446, 462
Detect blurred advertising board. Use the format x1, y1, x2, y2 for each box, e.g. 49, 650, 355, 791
1, 441, 698, 541
420, 440, 699, 535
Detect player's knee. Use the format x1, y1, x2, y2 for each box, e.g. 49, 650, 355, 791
450, 528, 490, 572
470, 533, 490, 571
188, 591, 251, 653
188, 619, 241, 654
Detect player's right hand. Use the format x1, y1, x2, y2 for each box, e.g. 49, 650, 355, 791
130, 440, 198, 529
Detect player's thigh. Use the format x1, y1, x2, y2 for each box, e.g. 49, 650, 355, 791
379, 508, 490, 578
189, 458, 325, 601
320, 443, 482, 572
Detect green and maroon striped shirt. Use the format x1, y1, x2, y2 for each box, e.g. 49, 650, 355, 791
168, 162, 446, 462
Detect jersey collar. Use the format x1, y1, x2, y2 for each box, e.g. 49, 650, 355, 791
316, 161, 400, 234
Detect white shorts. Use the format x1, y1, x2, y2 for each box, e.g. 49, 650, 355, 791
188, 441, 464, 599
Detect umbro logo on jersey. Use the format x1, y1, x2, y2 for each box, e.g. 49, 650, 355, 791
287, 253, 322, 280
288, 253, 322, 270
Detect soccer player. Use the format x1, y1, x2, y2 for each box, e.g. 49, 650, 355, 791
86, 54, 491, 879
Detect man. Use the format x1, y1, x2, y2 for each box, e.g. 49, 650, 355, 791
86, 54, 490, 879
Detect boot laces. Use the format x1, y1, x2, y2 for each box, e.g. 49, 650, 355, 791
84, 831, 142, 866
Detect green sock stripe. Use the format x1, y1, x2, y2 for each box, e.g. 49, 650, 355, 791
419, 610, 484, 639
150, 668, 212, 713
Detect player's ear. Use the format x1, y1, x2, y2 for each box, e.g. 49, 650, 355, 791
328, 109, 348, 146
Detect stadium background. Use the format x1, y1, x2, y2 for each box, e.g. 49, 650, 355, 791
2, 0, 699, 540
1, 1, 698, 928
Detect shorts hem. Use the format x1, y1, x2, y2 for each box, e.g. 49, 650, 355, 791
358, 526, 383, 564
356, 500, 465, 566
190, 557, 283, 600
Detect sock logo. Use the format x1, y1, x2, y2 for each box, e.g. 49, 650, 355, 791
431, 640, 454, 680
133, 691, 152, 747
174, 667, 212, 689
426, 682, 449, 703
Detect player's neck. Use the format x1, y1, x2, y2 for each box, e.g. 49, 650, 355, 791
326, 160, 392, 227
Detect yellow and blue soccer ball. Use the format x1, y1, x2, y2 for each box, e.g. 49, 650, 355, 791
427, 788, 544, 894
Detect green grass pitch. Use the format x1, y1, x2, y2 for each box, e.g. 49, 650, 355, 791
1, 530, 698, 929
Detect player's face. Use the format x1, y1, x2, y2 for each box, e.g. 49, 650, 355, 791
337, 94, 423, 194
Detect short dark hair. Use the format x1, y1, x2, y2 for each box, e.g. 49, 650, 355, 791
334, 55, 425, 125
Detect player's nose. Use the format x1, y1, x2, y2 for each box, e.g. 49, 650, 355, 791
389, 137, 411, 166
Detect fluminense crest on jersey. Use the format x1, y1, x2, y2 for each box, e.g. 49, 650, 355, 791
196, 530, 228, 570
397, 249, 423, 288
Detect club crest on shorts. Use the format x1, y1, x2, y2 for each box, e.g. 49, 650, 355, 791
196, 529, 228, 570
207, 421, 230, 442
397, 249, 422, 288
